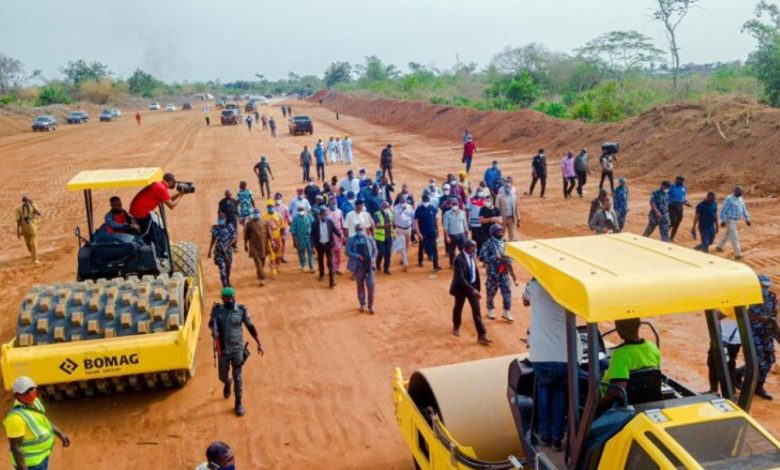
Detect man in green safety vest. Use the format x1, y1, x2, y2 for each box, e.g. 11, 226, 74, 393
3, 376, 70, 470
373, 201, 395, 275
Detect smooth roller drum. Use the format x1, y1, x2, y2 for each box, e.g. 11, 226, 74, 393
407, 354, 524, 461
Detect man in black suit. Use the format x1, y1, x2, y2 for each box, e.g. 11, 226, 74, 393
311, 208, 342, 288
449, 240, 492, 345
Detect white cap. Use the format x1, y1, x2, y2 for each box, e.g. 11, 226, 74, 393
12, 376, 36, 394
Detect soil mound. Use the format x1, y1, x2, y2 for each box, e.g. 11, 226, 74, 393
316, 91, 780, 195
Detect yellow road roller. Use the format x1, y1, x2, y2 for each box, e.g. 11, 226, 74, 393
1, 168, 204, 398
394, 233, 780, 469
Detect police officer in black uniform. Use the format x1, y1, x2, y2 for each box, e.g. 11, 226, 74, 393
210, 287, 264, 416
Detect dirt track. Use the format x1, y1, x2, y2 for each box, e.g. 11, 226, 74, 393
0, 100, 779, 468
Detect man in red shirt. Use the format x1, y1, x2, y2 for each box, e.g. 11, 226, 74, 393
129, 173, 186, 257
463, 140, 477, 173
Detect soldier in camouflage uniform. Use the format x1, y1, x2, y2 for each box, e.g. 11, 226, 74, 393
208, 212, 237, 288
749, 274, 778, 400
210, 287, 264, 416
643, 181, 671, 242
478, 224, 517, 323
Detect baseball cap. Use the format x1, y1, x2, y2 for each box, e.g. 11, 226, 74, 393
12, 376, 36, 394
355, 198, 364, 205
618, 177, 626, 184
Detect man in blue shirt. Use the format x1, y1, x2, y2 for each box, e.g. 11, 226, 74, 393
340, 191, 356, 216
691, 191, 718, 253
415, 194, 440, 272
667, 175, 691, 241
483, 160, 503, 197
612, 178, 629, 231
314, 141, 326, 182
365, 184, 382, 215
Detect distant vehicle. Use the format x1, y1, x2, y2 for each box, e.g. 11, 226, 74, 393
149, 102, 161, 110
245, 101, 258, 112
66, 111, 89, 124
166, 104, 177, 112
256, 96, 269, 105
289, 115, 313, 135
31, 115, 57, 132
100, 109, 117, 122
225, 103, 240, 114
216, 98, 227, 109
182, 101, 192, 110
221, 109, 240, 125
111, 108, 122, 118
264, 94, 273, 99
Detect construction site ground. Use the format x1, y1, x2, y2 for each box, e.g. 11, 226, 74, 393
0, 99, 778, 468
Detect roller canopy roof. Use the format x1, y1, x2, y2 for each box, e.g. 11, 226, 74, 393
66, 167, 163, 191
506, 233, 762, 323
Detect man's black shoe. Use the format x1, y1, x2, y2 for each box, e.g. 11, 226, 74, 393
223, 381, 231, 399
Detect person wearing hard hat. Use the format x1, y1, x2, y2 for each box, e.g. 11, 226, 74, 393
3, 376, 70, 470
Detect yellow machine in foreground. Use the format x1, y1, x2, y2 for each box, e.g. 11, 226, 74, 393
1, 168, 204, 398
394, 233, 780, 469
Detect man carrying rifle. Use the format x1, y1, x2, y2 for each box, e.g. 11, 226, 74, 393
210, 287, 264, 417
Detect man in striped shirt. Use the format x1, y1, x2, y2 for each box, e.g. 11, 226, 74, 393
716, 186, 751, 259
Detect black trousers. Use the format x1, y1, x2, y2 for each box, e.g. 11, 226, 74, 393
576, 169, 587, 196
707, 344, 741, 393
529, 172, 546, 197
453, 292, 487, 336
302, 165, 310, 182
258, 178, 270, 198
599, 170, 614, 193
316, 163, 325, 181
669, 203, 684, 241
138, 216, 169, 258
382, 165, 394, 184
315, 243, 334, 285
563, 177, 576, 198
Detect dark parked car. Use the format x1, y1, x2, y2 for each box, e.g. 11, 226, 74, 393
245, 101, 257, 112
31, 115, 57, 132
99, 109, 117, 122
289, 115, 313, 135
182, 101, 192, 110
66, 111, 89, 124
221, 109, 240, 125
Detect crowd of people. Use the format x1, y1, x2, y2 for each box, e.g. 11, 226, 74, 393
7, 104, 779, 468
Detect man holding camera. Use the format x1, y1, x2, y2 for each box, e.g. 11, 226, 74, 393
15, 195, 42, 264
129, 172, 187, 258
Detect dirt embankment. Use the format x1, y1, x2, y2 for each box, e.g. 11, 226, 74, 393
314, 91, 780, 196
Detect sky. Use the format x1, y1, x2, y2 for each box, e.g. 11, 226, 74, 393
0, 0, 761, 83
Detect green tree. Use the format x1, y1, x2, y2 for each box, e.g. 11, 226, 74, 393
0, 52, 24, 95
62, 60, 110, 88
323, 61, 353, 87
653, 0, 699, 91
576, 30, 664, 72
485, 71, 539, 108
35, 84, 72, 106
127, 68, 161, 97
743, 1, 780, 105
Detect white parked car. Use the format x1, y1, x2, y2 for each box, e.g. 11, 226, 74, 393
111, 108, 122, 118
149, 102, 161, 110
165, 104, 177, 112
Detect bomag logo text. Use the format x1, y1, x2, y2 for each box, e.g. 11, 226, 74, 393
84, 353, 139, 370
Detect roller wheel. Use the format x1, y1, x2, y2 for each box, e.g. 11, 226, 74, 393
16, 274, 186, 347
171, 241, 199, 280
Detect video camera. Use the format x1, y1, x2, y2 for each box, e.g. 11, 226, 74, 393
175, 181, 196, 194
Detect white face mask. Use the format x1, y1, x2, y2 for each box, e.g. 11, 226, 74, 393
443, 190, 450, 195
484, 201, 493, 208
422, 202, 430, 207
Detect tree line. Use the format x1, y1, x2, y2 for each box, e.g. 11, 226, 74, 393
2, 1, 780, 119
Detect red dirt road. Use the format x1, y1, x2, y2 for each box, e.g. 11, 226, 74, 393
0, 101, 778, 469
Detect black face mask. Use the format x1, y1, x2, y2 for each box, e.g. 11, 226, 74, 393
224, 301, 235, 310
111, 208, 123, 214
